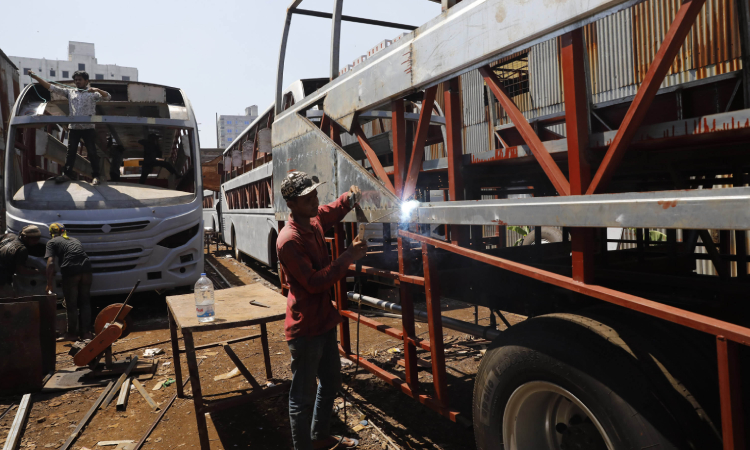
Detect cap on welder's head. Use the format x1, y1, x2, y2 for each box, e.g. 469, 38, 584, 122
281, 171, 325, 201
49, 223, 69, 239
20, 225, 41, 239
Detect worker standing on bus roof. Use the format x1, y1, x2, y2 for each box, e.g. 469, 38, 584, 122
138, 133, 179, 184
45, 223, 94, 342
27, 70, 111, 186
277, 171, 366, 450
0, 225, 42, 298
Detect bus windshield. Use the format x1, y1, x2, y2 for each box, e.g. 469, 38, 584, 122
7, 80, 197, 210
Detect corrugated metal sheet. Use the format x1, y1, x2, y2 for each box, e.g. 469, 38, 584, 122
461, 69, 487, 127
529, 39, 563, 109
463, 122, 490, 155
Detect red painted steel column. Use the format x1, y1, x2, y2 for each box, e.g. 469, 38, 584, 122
444, 78, 468, 246
562, 29, 595, 284
399, 237, 420, 392
422, 243, 449, 404
392, 99, 407, 199
402, 86, 438, 200
334, 223, 351, 354
717, 336, 745, 450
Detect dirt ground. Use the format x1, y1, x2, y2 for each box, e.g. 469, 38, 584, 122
0, 245, 525, 450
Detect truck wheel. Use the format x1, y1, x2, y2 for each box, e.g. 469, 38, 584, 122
473, 313, 709, 450
522, 227, 563, 245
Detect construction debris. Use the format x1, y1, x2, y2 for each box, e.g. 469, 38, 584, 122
60, 381, 115, 450
141, 349, 163, 358
213, 368, 240, 381
102, 357, 139, 409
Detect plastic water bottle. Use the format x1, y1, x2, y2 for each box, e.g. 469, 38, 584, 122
194, 274, 215, 322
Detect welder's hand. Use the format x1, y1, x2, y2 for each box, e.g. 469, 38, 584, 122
348, 235, 368, 261
87, 87, 97, 93
27, 70, 35, 77
349, 185, 361, 207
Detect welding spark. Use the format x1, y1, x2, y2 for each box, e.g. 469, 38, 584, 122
400, 200, 420, 222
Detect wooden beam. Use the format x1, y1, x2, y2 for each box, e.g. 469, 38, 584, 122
480, 66, 571, 196
402, 85, 438, 201
131, 379, 160, 411
586, 0, 707, 194
116, 377, 132, 411
353, 121, 397, 195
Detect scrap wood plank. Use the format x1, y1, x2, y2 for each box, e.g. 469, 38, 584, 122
102, 357, 138, 409
2, 394, 31, 450
131, 379, 160, 411
116, 377, 132, 411
60, 381, 115, 450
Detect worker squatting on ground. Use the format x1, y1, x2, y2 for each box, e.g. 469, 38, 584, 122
277, 171, 367, 450
0, 225, 42, 298
138, 133, 179, 184
27, 70, 111, 186
45, 223, 94, 342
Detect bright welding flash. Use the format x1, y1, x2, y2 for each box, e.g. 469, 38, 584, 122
400, 200, 420, 222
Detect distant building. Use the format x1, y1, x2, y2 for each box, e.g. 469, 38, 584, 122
218, 105, 259, 146
10, 41, 138, 89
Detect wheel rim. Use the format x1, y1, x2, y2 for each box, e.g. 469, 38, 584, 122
503, 381, 613, 450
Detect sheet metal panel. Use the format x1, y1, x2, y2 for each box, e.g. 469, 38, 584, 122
464, 122, 491, 155
273, 116, 401, 222
461, 70, 486, 127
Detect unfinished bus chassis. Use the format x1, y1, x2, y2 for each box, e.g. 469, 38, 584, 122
271, 1, 750, 449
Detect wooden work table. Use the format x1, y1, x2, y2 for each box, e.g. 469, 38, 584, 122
166, 284, 289, 450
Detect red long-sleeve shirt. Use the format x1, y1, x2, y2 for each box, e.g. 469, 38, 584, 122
277, 193, 354, 340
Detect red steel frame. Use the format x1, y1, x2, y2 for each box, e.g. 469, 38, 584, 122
328, 2, 748, 446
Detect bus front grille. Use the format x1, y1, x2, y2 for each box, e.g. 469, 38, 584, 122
91, 265, 137, 274
64, 221, 150, 234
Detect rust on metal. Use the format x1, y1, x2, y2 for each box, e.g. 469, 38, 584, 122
402, 85, 438, 201
716, 336, 746, 450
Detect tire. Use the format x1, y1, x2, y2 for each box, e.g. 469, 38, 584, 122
522, 227, 563, 245
473, 313, 719, 450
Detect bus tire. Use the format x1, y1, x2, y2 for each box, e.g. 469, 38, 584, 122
473, 313, 715, 450
522, 227, 563, 245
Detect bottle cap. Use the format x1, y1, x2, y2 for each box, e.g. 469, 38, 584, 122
201, 273, 206, 276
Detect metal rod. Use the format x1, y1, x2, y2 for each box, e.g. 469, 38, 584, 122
109, 280, 141, 327
0, 404, 15, 422
2, 395, 30, 450
205, 258, 232, 288
330, 0, 344, 81
60, 382, 114, 450
347, 292, 501, 340
291, 8, 418, 30
133, 359, 203, 450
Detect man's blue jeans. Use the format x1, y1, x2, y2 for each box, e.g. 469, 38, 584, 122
288, 327, 341, 450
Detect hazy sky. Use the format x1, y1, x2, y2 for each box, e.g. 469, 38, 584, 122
1, 0, 440, 148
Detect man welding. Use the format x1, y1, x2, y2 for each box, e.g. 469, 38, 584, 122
277, 171, 366, 450
27, 70, 111, 186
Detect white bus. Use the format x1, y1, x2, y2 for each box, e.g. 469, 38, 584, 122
219, 79, 327, 268
5, 80, 203, 295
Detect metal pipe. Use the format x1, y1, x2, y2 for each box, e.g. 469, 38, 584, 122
330, 0, 343, 81
347, 292, 500, 340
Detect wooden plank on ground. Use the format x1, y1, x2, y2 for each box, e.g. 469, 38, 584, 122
131, 379, 160, 411
116, 377, 131, 411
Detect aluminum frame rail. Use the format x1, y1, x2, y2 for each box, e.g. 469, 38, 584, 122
401, 187, 750, 230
